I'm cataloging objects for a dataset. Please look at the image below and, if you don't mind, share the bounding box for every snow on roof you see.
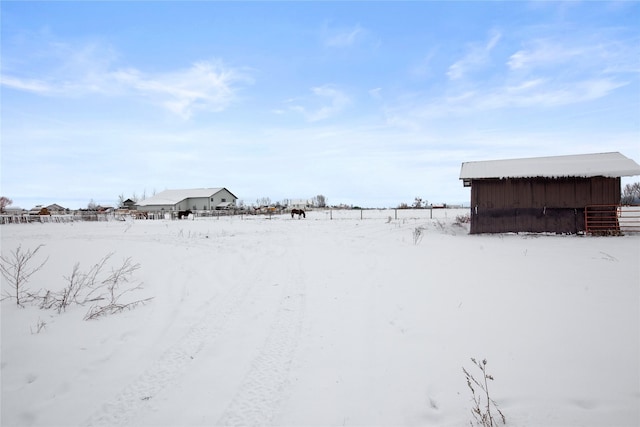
[137,188,225,206]
[460,152,640,181]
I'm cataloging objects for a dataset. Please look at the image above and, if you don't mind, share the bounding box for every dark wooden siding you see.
[469,177,620,234]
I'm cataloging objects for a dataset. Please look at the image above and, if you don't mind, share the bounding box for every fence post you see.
[361,209,363,220]
[330,210,333,220]
[395,209,397,220]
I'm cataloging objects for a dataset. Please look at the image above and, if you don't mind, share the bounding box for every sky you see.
[1,1,639,209]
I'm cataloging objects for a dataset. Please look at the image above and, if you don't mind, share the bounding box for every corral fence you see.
[1,208,470,224]
[0,213,110,224]
[585,205,640,235]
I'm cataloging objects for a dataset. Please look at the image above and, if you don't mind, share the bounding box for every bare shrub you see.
[83,257,153,320]
[463,358,506,427]
[3,247,152,322]
[1,245,48,306]
[455,213,471,224]
[54,254,112,313]
[412,227,425,245]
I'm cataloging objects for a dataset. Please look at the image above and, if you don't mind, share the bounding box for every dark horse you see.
[291,209,306,219]
[177,210,192,219]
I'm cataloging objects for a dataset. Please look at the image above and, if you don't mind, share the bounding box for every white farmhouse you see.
[136,188,237,213]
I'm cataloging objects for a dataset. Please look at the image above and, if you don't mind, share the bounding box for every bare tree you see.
[1,245,48,306]
[0,196,13,213]
[256,197,271,207]
[621,182,640,205]
[315,194,327,208]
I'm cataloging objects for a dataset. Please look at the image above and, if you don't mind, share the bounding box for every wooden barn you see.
[459,152,640,234]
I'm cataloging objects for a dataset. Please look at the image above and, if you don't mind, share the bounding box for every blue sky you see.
[2,1,639,209]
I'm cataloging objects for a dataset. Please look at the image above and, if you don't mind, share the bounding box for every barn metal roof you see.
[460,152,640,184]
[137,188,230,206]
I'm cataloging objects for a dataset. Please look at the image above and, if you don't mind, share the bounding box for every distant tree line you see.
[252,195,327,208]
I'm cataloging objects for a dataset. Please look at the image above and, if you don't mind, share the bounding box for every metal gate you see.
[585,205,640,235]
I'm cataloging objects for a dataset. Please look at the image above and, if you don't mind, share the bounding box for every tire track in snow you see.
[215,249,307,426]
[84,273,257,426]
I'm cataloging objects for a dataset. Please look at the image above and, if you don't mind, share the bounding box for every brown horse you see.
[291,209,305,219]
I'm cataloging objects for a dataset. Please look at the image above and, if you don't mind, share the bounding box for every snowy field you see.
[1,209,639,427]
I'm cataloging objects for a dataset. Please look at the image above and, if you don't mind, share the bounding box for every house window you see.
[211,198,214,202]
[221,198,226,202]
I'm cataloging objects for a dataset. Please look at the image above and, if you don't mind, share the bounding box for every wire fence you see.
[304,208,469,221]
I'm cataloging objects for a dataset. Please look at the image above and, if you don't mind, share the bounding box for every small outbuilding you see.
[459,152,640,234]
[121,198,137,210]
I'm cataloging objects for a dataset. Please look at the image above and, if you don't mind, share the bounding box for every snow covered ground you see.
[1,209,638,426]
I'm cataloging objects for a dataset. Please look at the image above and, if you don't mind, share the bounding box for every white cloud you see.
[447,29,502,80]
[369,87,382,99]
[409,50,438,78]
[0,75,53,94]
[1,36,249,119]
[507,34,640,75]
[383,75,627,130]
[394,29,637,128]
[110,62,245,119]
[508,40,585,70]
[323,23,366,48]
[290,85,351,122]
[482,78,626,109]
